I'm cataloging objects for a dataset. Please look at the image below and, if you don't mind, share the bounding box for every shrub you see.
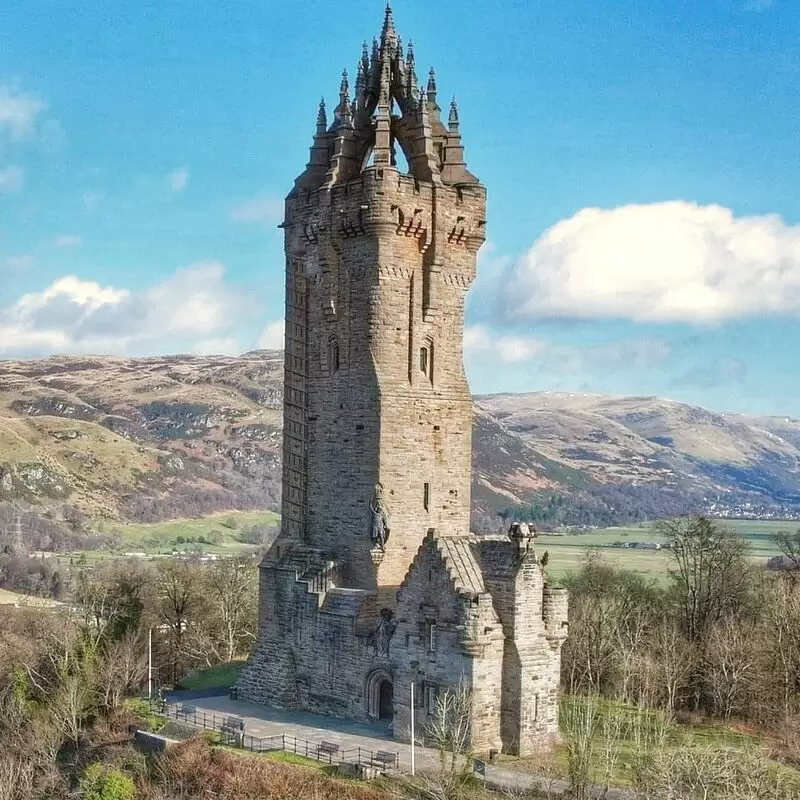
[79,763,135,800]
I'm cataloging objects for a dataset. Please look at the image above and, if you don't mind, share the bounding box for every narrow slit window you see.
[420,346,429,375]
[427,621,437,653]
[423,482,430,511]
[328,336,340,374]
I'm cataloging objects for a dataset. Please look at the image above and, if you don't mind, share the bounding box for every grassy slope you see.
[101,510,279,555]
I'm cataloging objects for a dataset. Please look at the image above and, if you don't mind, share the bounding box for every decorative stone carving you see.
[370,482,391,550]
[370,607,396,658]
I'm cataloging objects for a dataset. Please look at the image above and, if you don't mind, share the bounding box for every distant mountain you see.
[474,392,800,525]
[1,353,799,532]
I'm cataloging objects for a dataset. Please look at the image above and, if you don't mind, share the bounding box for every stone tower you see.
[238,6,567,753]
[280,5,486,590]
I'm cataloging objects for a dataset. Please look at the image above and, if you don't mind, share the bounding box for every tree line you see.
[562,517,800,760]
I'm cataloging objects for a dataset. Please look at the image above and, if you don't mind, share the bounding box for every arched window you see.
[328,335,340,375]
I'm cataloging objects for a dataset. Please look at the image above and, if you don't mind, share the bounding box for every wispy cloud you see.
[5,255,35,271]
[0,165,23,194]
[257,320,284,349]
[745,0,774,11]
[230,195,283,226]
[465,325,671,372]
[0,82,45,144]
[671,358,748,390]
[168,167,189,194]
[55,234,82,248]
[82,190,103,213]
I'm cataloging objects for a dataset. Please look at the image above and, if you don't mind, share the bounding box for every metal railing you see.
[156,701,400,772]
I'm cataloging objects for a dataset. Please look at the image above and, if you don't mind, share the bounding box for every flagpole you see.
[410,682,416,775]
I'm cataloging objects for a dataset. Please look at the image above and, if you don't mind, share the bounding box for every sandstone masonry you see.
[237,5,568,755]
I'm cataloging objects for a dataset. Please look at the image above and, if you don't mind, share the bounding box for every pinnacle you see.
[381,3,397,42]
[449,96,460,128]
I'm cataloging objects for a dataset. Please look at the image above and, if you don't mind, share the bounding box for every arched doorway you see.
[365,669,394,722]
[378,680,394,720]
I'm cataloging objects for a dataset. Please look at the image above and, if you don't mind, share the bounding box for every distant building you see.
[237,6,568,755]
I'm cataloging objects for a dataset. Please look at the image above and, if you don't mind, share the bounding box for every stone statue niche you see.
[370,483,391,551]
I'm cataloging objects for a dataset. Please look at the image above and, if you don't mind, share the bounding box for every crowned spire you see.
[427,67,438,105]
[381,3,396,43]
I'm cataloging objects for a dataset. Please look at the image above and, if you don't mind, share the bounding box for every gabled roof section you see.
[400,529,486,599]
[292,4,479,193]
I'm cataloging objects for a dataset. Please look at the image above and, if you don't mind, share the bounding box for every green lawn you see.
[179,660,246,691]
[92,510,279,556]
[538,519,794,580]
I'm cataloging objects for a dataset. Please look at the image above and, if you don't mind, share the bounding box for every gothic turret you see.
[293,5,478,193]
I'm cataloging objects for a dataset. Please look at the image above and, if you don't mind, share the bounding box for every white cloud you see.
[0,83,45,143]
[0,165,23,194]
[55,234,82,248]
[231,195,283,226]
[465,324,671,372]
[168,167,189,194]
[499,202,800,323]
[257,320,284,349]
[0,262,245,358]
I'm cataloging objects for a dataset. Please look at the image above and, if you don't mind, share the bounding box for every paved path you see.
[167,694,439,771]
[169,694,629,798]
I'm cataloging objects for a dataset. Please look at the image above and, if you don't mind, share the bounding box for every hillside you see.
[1,353,799,533]
[0,352,283,521]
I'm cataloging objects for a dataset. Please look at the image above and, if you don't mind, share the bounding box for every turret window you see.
[328,335,340,375]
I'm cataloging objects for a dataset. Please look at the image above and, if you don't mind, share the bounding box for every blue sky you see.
[1,0,799,416]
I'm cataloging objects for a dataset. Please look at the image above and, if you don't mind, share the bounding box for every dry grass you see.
[152,737,387,800]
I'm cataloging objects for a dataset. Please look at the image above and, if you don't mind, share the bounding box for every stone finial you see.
[382,3,396,43]
[449,96,460,130]
[335,69,350,121]
[361,40,370,73]
[427,67,438,105]
[316,97,327,135]
[406,40,415,71]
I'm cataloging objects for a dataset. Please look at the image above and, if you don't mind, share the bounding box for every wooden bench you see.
[317,741,339,760]
[373,751,398,770]
[221,716,245,732]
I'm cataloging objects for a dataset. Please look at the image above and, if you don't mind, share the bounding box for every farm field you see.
[538,518,796,580]
[82,510,279,559]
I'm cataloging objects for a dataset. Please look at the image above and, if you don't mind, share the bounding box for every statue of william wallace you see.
[370,483,391,551]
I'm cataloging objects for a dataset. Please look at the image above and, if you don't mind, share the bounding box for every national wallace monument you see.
[237,6,569,755]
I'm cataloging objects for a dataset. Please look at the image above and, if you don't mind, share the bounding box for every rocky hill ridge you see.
[1,352,799,528]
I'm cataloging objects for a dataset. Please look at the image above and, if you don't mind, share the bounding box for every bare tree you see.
[95,632,147,711]
[205,556,258,662]
[660,516,752,644]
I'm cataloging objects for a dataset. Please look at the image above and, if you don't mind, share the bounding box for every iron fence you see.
[156,701,401,772]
